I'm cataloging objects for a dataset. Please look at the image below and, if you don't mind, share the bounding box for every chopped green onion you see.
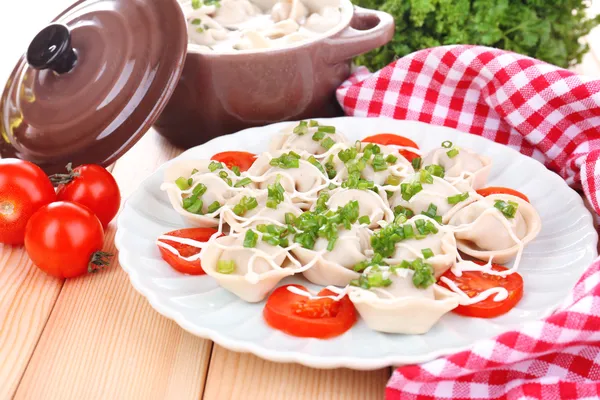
[243,229,258,248]
[192,183,207,196]
[191,0,201,9]
[394,258,435,288]
[441,140,453,149]
[309,120,319,127]
[312,131,326,141]
[266,176,285,209]
[293,121,308,135]
[403,224,415,239]
[218,171,232,186]
[185,197,203,214]
[208,161,223,172]
[324,155,337,179]
[494,200,519,219]
[419,169,434,184]
[386,154,398,164]
[233,196,258,216]
[232,166,241,176]
[318,125,336,134]
[401,181,423,201]
[394,206,414,220]
[285,213,296,225]
[234,177,252,188]
[314,192,330,213]
[421,248,434,259]
[321,137,335,150]
[217,260,236,274]
[196,27,205,33]
[412,157,422,170]
[191,18,202,25]
[269,152,300,169]
[424,164,445,178]
[386,190,394,199]
[307,156,326,175]
[421,203,442,224]
[326,235,338,251]
[358,215,371,225]
[447,192,469,205]
[338,147,358,163]
[191,168,199,175]
[207,201,221,213]
[447,148,459,158]
[175,177,191,191]
[294,231,316,250]
[371,153,388,172]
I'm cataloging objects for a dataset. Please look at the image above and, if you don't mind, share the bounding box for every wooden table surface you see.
[2,1,600,399]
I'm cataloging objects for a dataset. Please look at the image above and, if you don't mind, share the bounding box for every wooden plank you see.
[204,345,390,400]
[14,131,213,400]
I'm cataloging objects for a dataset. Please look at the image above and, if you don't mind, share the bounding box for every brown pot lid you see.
[0,0,187,174]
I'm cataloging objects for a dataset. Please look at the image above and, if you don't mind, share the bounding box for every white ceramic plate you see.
[115,117,598,370]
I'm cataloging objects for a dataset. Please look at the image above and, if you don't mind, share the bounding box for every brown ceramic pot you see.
[154,1,394,149]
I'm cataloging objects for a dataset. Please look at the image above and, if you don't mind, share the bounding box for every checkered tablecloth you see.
[336,45,600,400]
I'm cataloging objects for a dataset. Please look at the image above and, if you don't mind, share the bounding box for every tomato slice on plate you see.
[211,151,257,172]
[157,228,219,275]
[362,133,420,161]
[263,284,357,339]
[439,264,524,318]
[476,187,530,202]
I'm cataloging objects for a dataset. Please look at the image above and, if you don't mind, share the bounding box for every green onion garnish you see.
[293,121,308,135]
[494,200,519,218]
[266,176,285,209]
[232,166,241,176]
[321,137,335,150]
[424,164,445,178]
[421,203,442,224]
[285,213,296,225]
[324,155,337,179]
[447,148,459,158]
[218,170,232,186]
[175,177,191,191]
[269,152,300,169]
[371,154,388,172]
[191,168,199,175]
[243,229,258,248]
[208,161,223,172]
[421,248,434,259]
[386,154,398,164]
[217,259,236,274]
[394,206,414,220]
[412,157,422,170]
[233,196,258,216]
[318,125,336,134]
[312,131,326,141]
[394,258,435,289]
[401,181,423,201]
[234,177,252,188]
[191,0,201,9]
[447,192,470,205]
[441,140,453,149]
[309,120,319,127]
[358,215,371,225]
[191,18,202,25]
[192,183,207,196]
[307,156,326,175]
[338,147,358,163]
[314,192,330,213]
[419,169,434,184]
[207,201,221,214]
[185,197,203,214]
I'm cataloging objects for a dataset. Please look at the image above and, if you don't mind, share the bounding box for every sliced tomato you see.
[362,133,420,161]
[476,187,529,203]
[157,228,219,275]
[263,284,357,339]
[211,151,257,172]
[439,263,523,318]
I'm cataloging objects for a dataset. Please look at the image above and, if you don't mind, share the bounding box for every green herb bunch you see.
[351,0,600,70]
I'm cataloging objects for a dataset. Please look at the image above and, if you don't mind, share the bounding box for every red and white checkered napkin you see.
[336,45,600,399]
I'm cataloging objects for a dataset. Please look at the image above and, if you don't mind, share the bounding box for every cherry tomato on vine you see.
[0,159,57,245]
[24,202,110,279]
[51,163,121,228]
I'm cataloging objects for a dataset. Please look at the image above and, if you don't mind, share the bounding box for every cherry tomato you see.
[439,263,524,318]
[24,202,109,279]
[362,133,420,161]
[51,164,121,228]
[211,151,256,172]
[476,187,530,203]
[0,159,57,245]
[263,284,357,338]
[157,228,219,275]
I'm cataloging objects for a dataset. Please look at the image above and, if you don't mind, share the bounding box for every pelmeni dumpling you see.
[213,0,261,26]
[292,225,371,286]
[269,121,349,155]
[448,194,541,264]
[422,146,492,189]
[326,188,394,229]
[261,20,300,39]
[390,174,478,224]
[349,268,459,334]
[187,14,229,47]
[384,217,457,277]
[304,6,342,33]
[162,160,239,227]
[223,191,303,233]
[271,0,309,23]
[200,232,295,302]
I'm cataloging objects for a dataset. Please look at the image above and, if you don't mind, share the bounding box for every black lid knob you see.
[27,24,78,75]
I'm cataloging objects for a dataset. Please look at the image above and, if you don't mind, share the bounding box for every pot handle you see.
[325,7,395,63]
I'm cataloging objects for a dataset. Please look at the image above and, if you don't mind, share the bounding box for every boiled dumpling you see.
[390,173,478,224]
[304,6,342,33]
[187,14,229,47]
[213,0,261,26]
[200,231,295,302]
[223,191,303,233]
[234,31,272,50]
[384,217,457,277]
[261,20,300,39]
[162,160,238,227]
[326,188,393,229]
[349,267,459,334]
[448,194,541,264]
[422,146,491,189]
[292,225,371,286]
[271,0,309,23]
[269,121,349,155]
